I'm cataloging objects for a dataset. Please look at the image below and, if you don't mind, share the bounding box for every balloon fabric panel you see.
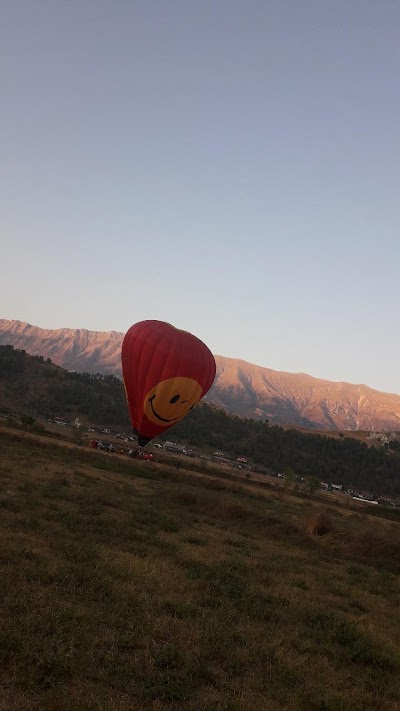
[121,321,216,446]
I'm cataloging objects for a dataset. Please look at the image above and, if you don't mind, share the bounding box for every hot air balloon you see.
[121,320,216,446]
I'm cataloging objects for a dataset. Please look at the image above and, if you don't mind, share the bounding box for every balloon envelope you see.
[121,320,216,446]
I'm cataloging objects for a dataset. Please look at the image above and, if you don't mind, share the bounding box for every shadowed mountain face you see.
[1,319,400,432]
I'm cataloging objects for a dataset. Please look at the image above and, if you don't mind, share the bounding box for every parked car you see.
[97,441,115,452]
[89,439,99,449]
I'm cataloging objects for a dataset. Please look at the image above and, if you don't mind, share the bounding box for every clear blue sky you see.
[1,1,399,392]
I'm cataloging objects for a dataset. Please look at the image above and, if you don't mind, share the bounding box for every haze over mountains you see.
[1,319,400,432]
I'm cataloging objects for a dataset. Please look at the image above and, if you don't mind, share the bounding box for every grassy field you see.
[1,430,400,711]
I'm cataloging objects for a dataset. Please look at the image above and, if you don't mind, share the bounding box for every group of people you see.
[128,448,154,461]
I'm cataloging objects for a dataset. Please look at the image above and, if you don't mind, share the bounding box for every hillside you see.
[1,319,400,431]
[210,355,400,431]
[0,319,122,374]
[0,345,129,428]
[2,345,400,497]
[170,404,400,497]
[1,429,400,710]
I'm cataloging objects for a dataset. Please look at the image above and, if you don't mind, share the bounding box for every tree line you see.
[169,405,400,497]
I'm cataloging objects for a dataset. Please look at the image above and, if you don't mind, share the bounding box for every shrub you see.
[305,510,335,536]
[31,422,45,434]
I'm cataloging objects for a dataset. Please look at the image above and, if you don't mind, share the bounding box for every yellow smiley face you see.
[144,377,202,425]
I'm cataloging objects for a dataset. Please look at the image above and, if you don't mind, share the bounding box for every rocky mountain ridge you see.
[1,319,399,432]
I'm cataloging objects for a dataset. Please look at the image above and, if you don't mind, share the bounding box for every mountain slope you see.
[0,320,122,374]
[1,319,399,431]
[210,356,400,432]
[0,345,129,427]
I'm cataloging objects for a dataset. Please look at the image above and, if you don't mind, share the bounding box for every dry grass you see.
[305,509,335,536]
[1,430,400,710]
[347,528,400,573]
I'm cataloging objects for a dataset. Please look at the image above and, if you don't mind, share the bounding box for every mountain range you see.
[1,319,399,432]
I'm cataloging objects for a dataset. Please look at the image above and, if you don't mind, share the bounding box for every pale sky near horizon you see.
[1,1,399,393]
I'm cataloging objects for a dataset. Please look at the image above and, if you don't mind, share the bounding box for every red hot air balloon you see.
[121,321,216,446]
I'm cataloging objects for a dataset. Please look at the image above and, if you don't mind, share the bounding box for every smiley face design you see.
[144,377,202,426]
